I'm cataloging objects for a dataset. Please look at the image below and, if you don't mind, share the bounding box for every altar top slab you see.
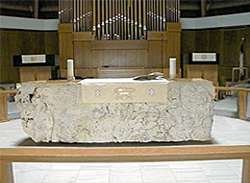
[19,78,211,85]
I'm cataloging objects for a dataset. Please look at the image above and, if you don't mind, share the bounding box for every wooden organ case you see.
[58,0,181,78]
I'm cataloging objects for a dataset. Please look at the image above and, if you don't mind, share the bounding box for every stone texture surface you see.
[15,80,214,143]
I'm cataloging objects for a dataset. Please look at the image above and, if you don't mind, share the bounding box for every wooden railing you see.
[215,87,250,120]
[1,87,249,122]
[0,90,17,122]
[0,145,250,183]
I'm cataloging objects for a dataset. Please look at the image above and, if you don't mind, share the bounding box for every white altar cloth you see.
[15,79,215,143]
[80,79,169,103]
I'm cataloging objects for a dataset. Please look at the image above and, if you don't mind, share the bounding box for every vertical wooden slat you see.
[0,93,8,122]
[0,160,14,183]
[238,91,247,120]
[242,158,250,183]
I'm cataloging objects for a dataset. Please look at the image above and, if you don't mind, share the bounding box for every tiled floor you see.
[1,116,250,183]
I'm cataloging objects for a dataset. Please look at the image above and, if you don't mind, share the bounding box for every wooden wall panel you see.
[45,32,59,54]
[20,67,52,83]
[91,50,148,68]
[92,50,103,68]
[0,29,58,84]
[244,27,250,67]
[58,23,73,69]
[60,23,181,78]
[148,41,163,68]
[182,26,250,81]
[223,30,238,67]
[184,64,218,84]
[74,41,84,68]
[82,42,93,68]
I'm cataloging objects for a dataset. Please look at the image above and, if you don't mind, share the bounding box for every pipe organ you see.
[58,0,181,79]
[59,0,180,40]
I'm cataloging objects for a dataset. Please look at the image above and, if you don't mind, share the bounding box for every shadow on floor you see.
[17,138,218,147]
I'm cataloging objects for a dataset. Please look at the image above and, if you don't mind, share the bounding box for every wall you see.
[182,26,250,81]
[0,29,58,84]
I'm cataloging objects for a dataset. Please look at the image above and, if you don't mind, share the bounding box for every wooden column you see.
[0,92,8,122]
[59,23,74,77]
[34,0,39,18]
[238,91,248,120]
[0,160,14,183]
[166,23,181,76]
[242,158,250,183]
[201,0,206,17]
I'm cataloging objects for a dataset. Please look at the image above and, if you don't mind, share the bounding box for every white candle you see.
[169,58,176,80]
[67,59,74,80]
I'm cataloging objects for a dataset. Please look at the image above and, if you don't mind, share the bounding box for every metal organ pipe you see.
[60,0,180,39]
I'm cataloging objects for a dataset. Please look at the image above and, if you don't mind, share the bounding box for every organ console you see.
[59,0,180,40]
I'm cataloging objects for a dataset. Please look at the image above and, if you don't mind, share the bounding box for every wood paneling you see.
[91,40,148,50]
[58,23,181,78]
[182,26,250,81]
[0,29,58,84]
[98,67,145,78]
[20,67,54,83]
[0,93,8,122]
[0,90,17,122]
[184,64,218,84]
[58,23,73,69]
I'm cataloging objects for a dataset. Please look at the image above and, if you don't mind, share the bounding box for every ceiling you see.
[0,0,249,19]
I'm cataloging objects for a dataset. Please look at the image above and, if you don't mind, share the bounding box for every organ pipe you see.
[59,0,180,40]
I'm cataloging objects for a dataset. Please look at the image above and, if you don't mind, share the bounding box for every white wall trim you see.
[181,12,250,29]
[0,15,58,31]
[0,12,250,31]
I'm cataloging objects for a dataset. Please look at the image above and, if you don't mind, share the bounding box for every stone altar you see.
[15,79,214,143]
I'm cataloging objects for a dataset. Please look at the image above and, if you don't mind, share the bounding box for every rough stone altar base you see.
[15,80,215,143]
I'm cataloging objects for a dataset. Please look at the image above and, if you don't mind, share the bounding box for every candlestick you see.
[169,58,176,80]
[67,59,75,81]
